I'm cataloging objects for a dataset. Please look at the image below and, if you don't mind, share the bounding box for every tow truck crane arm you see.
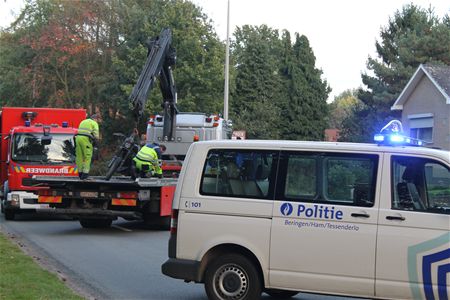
[129,28,178,141]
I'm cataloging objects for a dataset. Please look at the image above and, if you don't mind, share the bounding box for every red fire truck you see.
[0,107,86,220]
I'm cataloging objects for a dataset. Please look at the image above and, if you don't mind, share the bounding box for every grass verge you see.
[0,233,84,300]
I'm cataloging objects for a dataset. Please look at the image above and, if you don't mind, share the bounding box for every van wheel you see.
[79,219,112,228]
[265,289,299,298]
[204,253,262,300]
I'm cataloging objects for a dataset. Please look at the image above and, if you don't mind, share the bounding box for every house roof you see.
[391,64,450,110]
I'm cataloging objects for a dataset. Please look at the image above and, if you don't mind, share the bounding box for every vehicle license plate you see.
[79,191,98,198]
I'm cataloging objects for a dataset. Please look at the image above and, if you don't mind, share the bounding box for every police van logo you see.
[408,233,450,300]
[280,203,293,216]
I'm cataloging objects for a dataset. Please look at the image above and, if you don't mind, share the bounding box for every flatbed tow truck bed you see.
[31,175,178,222]
[32,175,178,188]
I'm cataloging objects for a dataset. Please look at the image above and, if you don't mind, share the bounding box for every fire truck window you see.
[12,133,75,164]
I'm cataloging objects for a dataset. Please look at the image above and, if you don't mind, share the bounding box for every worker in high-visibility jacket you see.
[75,114,100,180]
[132,143,165,178]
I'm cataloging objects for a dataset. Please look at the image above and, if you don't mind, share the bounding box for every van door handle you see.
[351,213,370,218]
[386,215,405,221]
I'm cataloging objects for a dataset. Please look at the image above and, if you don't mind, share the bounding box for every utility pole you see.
[224,0,230,120]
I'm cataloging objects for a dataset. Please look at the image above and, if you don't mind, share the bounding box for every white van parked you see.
[162,139,450,300]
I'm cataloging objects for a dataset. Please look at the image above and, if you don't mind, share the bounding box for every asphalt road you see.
[0,213,364,300]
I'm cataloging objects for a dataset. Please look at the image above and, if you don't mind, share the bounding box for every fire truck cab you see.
[0,107,86,220]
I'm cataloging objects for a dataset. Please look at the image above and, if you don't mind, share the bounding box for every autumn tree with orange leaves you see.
[0,0,225,145]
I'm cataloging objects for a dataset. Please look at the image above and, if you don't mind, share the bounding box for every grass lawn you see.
[0,233,83,300]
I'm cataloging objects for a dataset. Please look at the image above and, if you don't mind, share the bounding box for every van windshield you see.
[11,133,75,164]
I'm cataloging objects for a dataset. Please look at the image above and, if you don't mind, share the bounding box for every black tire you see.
[4,209,15,221]
[105,156,122,180]
[79,218,112,228]
[204,253,262,300]
[265,289,299,299]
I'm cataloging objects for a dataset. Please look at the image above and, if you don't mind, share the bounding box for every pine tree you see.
[281,34,330,140]
[231,25,283,139]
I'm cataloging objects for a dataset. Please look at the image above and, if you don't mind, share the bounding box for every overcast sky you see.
[1,0,449,101]
[193,0,449,100]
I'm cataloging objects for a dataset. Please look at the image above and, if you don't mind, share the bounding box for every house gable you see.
[392,64,450,111]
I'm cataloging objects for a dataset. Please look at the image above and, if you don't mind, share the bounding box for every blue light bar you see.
[25,120,31,127]
[374,134,384,142]
[374,133,425,147]
[389,135,404,143]
[62,121,68,128]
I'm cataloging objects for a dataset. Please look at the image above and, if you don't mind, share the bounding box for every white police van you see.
[162,129,450,300]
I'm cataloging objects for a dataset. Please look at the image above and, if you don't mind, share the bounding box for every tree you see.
[230,26,330,140]
[341,4,450,142]
[0,0,226,144]
[113,0,225,118]
[230,25,283,139]
[327,89,359,130]
[280,33,330,140]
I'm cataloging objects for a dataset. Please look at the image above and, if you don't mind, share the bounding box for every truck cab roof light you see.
[24,120,31,127]
[21,111,37,121]
[62,121,68,128]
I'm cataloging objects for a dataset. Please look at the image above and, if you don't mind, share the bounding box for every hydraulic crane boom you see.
[129,28,178,141]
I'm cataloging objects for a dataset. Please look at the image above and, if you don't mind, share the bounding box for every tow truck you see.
[0,107,86,220]
[32,28,231,228]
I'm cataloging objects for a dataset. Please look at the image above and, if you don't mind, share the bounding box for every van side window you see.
[284,156,317,199]
[392,156,450,214]
[200,149,277,199]
[324,157,377,206]
[279,152,378,207]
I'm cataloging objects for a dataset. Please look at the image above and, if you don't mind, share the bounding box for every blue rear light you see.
[62,121,68,128]
[25,120,31,127]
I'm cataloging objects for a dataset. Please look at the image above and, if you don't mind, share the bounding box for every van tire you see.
[79,219,112,228]
[204,253,262,300]
[265,289,299,299]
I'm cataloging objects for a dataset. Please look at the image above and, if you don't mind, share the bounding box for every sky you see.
[1,0,449,101]
[192,0,449,101]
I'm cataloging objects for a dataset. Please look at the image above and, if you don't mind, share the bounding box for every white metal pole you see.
[224,0,230,120]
